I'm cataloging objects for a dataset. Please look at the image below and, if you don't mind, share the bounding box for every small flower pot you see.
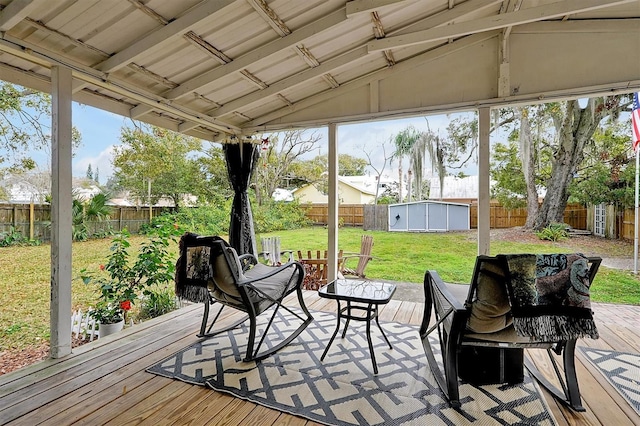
[98,319,124,338]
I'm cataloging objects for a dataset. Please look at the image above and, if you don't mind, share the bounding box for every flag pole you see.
[634,146,639,274]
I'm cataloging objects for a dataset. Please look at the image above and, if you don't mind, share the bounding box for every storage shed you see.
[388,201,470,232]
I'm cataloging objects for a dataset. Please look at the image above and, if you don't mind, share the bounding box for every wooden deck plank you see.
[0,310,204,421]
[0,293,637,426]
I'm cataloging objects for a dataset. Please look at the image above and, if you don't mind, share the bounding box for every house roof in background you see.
[0,0,637,142]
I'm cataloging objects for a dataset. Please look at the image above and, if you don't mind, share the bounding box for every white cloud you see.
[73,145,116,183]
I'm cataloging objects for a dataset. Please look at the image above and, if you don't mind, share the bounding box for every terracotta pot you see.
[99,319,124,338]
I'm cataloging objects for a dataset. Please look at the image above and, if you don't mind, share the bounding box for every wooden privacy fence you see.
[302,204,364,226]
[468,202,587,230]
[307,202,588,231]
[0,203,173,241]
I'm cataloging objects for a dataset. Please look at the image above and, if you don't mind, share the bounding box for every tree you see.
[393,126,420,202]
[0,82,82,173]
[532,97,623,229]
[86,164,93,181]
[112,125,202,209]
[195,144,234,203]
[253,130,321,205]
[569,123,635,208]
[448,97,629,230]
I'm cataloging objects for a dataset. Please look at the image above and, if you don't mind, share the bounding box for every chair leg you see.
[420,276,462,408]
[524,340,585,412]
[197,300,248,339]
[244,286,314,362]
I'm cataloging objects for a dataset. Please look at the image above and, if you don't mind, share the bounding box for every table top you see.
[318,279,396,304]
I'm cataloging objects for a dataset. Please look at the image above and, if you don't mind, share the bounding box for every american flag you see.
[633,92,640,152]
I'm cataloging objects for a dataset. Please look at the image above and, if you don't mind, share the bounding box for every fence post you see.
[30,203,34,240]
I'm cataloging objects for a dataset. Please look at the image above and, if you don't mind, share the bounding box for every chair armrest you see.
[420,270,468,339]
[238,253,258,271]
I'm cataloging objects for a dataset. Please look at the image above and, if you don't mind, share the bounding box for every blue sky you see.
[38,103,475,185]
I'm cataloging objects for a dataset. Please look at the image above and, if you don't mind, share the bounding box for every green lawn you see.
[1,227,639,353]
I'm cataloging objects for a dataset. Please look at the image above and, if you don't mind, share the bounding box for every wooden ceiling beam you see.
[246,0,290,36]
[346,0,413,18]
[164,7,347,100]
[0,0,43,32]
[97,0,236,73]
[368,0,635,52]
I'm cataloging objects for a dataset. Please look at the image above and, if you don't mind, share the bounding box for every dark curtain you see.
[224,142,259,257]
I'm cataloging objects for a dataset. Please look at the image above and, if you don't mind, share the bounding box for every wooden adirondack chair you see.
[260,236,293,266]
[340,235,374,279]
[297,249,344,289]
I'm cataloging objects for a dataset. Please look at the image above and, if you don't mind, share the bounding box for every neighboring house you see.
[429,175,479,202]
[293,174,398,204]
[0,172,50,203]
[272,188,294,202]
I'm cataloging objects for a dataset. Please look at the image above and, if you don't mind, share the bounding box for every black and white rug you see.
[147,310,556,425]
[580,347,640,415]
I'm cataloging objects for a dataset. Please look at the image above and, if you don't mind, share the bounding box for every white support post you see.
[50,65,73,358]
[327,123,339,282]
[478,107,491,256]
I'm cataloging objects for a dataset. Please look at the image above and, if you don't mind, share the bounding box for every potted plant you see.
[81,228,177,337]
[89,301,129,337]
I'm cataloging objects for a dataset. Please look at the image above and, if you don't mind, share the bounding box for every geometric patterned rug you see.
[580,347,640,415]
[147,309,556,425]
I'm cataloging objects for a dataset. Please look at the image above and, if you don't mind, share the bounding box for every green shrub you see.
[252,200,311,233]
[535,222,569,242]
[136,284,177,320]
[0,227,40,247]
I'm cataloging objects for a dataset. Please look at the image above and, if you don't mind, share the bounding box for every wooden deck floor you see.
[1,290,638,426]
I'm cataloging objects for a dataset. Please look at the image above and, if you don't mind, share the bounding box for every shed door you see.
[594,204,605,237]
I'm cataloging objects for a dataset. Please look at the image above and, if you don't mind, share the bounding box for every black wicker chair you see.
[420,254,601,411]
[175,233,313,362]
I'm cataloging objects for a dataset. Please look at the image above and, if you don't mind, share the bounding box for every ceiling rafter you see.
[0,0,43,32]
[183,31,232,64]
[97,0,237,73]
[194,92,222,110]
[126,0,169,25]
[0,36,239,134]
[246,0,290,36]
[345,0,414,18]
[370,11,395,67]
[210,46,368,118]
[163,8,347,100]
[277,93,293,106]
[127,63,179,88]
[368,0,635,52]
[291,43,341,89]
[233,111,252,121]
[209,0,493,119]
[246,32,497,129]
[322,74,340,89]
[294,44,320,67]
[240,69,268,89]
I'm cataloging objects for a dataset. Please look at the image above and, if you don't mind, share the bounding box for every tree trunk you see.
[532,98,618,230]
[398,158,403,202]
[519,108,539,228]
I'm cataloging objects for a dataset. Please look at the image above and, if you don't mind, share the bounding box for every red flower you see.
[120,300,132,311]
[99,264,105,271]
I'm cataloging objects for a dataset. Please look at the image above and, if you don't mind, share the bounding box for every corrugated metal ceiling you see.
[0,0,638,141]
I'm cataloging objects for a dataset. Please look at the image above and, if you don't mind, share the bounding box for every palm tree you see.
[393,126,420,202]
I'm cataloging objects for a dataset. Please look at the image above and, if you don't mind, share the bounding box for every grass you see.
[1,227,639,353]
[265,227,640,305]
